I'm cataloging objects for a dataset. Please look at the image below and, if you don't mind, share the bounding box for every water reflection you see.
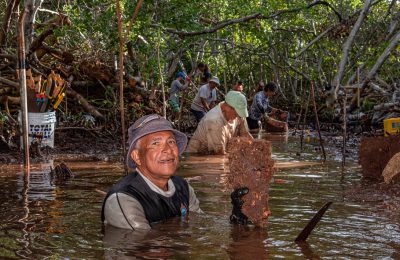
[0,135,400,259]
[227,225,269,259]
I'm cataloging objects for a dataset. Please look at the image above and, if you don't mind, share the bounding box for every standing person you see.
[168,71,190,115]
[233,80,244,92]
[186,90,253,155]
[190,76,219,122]
[195,62,212,85]
[102,114,202,230]
[247,82,287,131]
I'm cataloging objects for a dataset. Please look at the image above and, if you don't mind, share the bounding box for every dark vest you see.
[101,172,189,225]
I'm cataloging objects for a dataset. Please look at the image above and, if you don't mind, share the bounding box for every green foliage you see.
[5,0,395,119]
[361,99,376,112]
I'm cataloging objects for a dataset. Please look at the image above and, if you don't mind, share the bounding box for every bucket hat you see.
[209,76,220,86]
[225,90,248,118]
[126,114,188,169]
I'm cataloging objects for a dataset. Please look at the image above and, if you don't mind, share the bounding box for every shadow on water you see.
[0,133,400,259]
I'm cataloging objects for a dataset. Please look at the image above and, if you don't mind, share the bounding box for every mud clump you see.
[227,137,275,227]
[359,136,400,180]
[382,152,400,184]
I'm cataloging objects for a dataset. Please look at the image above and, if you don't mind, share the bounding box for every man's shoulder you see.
[204,106,221,119]
[108,172,140,193]
[255,91,264,98]
[199,84,209,91]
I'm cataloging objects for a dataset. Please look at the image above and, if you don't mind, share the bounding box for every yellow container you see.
[384,118,400,137]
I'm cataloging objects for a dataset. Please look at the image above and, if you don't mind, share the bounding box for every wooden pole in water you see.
[115,0,127,171]
[300,88,310,153]
[157,32,166,118]
[115,0,143,172]
[17,6,29,167]
[342,88,347,168]
[357,68,360,108]
[310,81,326,162]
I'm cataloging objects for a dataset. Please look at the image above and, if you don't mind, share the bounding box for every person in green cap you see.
[186,90,253,155]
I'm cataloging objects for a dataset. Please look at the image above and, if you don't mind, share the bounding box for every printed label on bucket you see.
[19,111,57,148]
[29,124,54,139]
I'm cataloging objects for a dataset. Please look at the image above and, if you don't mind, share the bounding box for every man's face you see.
[209,82,217,89]
[226,106,239,122]
[235,84,243,92]
[264,90,275,98]
[132,131,179,180]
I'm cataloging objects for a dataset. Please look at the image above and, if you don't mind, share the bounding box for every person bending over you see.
[247,82,287,131]
[190,76,219,122]
[186,90,253,155]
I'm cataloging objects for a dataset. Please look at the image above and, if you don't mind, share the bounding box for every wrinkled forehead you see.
[138,130,175,144]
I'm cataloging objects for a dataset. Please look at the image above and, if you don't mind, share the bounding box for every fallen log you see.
[0,76,18,88]
[65,87,104,119]
[373,102,396,110]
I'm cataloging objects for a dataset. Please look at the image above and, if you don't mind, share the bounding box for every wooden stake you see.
[157,33,166,118]
[310,81,326,162]
[115,0,143,172]
[342,88,347,168]
[357,67,360,108]
[300,88,310,153]
[17,5,29,168]
[115,0,126,171]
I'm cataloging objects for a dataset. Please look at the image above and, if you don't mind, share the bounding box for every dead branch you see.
[369,82,388,95]
[373,102,396,110]
[0,76,18,88]
[71,80,98,88]
[296,0,382,58]
[0,95,20,105]
[0,86,12,95]
[0,0,21,47]
[163,1,340,37]
[65,87,105,119]
[29,15,71,54]
[363,31,400,85]
[0,53,17,62]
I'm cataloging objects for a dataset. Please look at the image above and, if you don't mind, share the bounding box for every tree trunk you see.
[0,0,21,48]
[333,0,371,91]
[363,31,400,85]
[23,0,44,53]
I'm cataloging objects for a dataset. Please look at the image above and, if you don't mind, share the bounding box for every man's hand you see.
[274,109,288,121]
[230,187,250,225]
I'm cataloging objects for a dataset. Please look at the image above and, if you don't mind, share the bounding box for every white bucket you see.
[19,111,57,148]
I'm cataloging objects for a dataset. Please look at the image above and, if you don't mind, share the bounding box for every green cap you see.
[225,90,248,118]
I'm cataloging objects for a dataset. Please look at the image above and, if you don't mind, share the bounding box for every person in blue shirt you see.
[168,71,190,114]
[247,82,287,131]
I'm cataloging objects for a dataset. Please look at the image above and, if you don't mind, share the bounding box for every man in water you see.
[101,114,202,230]
[247,82,288,131]
[186,90,253,155]
[190,76,219,122]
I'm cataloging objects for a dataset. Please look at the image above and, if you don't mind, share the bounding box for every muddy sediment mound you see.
[359,136,400,180]
[227,137,275,227]
[382,152,400,184]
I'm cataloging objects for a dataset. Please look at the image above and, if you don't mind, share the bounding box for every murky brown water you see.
[1,133,399,259]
